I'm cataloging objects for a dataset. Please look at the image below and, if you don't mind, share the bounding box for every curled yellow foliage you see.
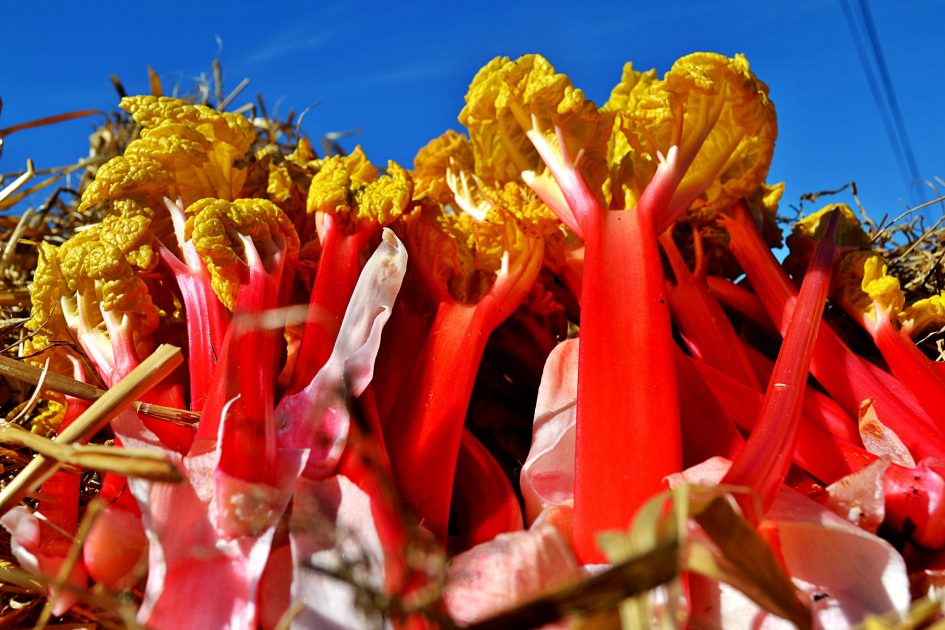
[604,63,660,208]
[30,397,67,437]
[833,250,878,327]
[492,181,561,238]
[861,255,905,318]
[79,155,174,213]
[24,244,82,377]
[69,199,158,272]
[902,294,945,337]
[791,203,870,249]
[186,198,300,311]
[459,54,613,199]
[307,147,413,230]
[120,95,255,150]
[80,96,257,217]
[401,196,544,306]
[413,130,476,205]
[413,129,560,239]
[618,52,777,218]
[58,239,161,335]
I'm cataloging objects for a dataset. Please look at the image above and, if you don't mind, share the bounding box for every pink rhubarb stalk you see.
[158,198,231,411]
[212,234,286,493]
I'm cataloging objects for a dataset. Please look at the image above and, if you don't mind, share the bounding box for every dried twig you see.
[0,354,199,426]
[0,160,35,207]
[0,426,182,482]
[0,344,183,515]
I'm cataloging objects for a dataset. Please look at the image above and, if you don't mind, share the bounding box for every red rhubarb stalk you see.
[859,255,945,427]
[184,199,299,485]
[213,237,284,488]
[694,352,945,548]
[458,53,774,561]
[705,275,777,333]
[661,226,761,390]
[384,301,494,540]
[673,350,745,465]
[288,216,371,393]
[724,203,945,460]
[287,152,413,394]
[451,430,525,549]
[723,209,839,519]
[573,207,680,560]
[383,199,543,541]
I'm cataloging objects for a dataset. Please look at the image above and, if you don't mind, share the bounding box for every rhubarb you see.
[723,209,839,518]
[460,52,775,561]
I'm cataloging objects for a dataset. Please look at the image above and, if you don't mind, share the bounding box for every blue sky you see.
[2,1,943,225]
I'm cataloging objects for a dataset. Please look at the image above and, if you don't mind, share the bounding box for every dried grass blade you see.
[0,344,183,515]
[0,563,44,593]
[0,171,67,212]
[0,354,199,425]
[0,160,35,206]
[465,542,679,630]
[0,426,181,482]
[0,110,103,138]
[0,207,35,277]
[0,290,31,307]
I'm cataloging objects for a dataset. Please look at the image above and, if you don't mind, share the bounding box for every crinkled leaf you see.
[186,197,299,310]
[619,52,776,221]
[459,54,612,202]
[307,147,410,229]
[413,129,476,204]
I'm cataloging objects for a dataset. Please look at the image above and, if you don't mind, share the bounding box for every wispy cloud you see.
[330,60,456,89]
[244,27,335,65]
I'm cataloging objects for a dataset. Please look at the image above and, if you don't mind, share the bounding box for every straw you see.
[0,344,183,515]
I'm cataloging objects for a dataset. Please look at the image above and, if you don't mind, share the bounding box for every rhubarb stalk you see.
[724,203,945,461]
[723,209,839,519]
[383,201,543,541]
[460,52,775,561]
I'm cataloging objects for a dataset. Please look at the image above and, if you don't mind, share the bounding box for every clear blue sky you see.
[2,1,943,224]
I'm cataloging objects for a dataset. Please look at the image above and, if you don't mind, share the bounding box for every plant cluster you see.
[1,52,943,629]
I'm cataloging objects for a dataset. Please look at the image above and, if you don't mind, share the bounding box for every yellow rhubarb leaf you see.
[619,52,776,221]
[413,130,476,205]
[307,148,412,230]
[862,255,905,319]
[24,244,84,379]
[186,198,300,311]
[901,294,945,338]
[459,54,613,205]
